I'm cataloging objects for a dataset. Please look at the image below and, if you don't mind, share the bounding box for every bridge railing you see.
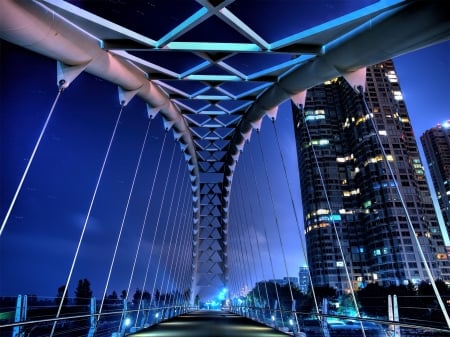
[229,304,450,337]
[0,295,194,337]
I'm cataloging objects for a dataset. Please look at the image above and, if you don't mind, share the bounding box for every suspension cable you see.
[229,193,253,311]
[165,177,191,306]
[141,139,177,316]
[359,87,450,328]
[240,160,273,320]
[174,196,194,305]
[173,188,193,305]
[0,81,65,237]
[256,129,300,333]
[235,172,264,318]
[271,118,323,325]
[98,117,153,318]
[234,179,255,301]
[50,101,125,337]
[118,127,168,332]
[248,142,286,329]
[156,152,184,307]
[162,173,189,305]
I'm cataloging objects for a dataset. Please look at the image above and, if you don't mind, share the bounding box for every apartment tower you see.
[292,60,450,293]
[421,122,450,238]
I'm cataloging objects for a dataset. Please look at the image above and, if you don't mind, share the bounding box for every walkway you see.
[131,310,291,337]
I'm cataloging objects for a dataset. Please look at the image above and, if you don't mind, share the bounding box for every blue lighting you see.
[195,95,230,100]
[167,42,261,52]
[185,75,241,81]
[156,7,209,47]
[248,55,313,81]
[330,214,341,221]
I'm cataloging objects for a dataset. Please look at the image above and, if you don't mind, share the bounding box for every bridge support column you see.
[388,294,401,337]
[87,297,96,337]
[12,294,27,337]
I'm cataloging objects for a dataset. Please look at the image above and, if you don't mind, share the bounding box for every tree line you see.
[244,279,450,328]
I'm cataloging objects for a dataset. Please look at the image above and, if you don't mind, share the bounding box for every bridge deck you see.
[131,310,291,336]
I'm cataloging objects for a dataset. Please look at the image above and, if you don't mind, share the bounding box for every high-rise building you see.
[421,121,450,237]
[292,60,450,294]
[298,266,310,294]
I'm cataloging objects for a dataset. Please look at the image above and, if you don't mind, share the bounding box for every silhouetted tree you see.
[133,289,142,304]
[120,289,127,300]
[154,289,161,306]
[184,289,191,305]
[107,290,118,301]
[194,294,200,307]
[247,281,304,312]
[311,285,337,303]
[415,279,449,326]
[357,283,388,317]
[55,285,68,306]
[142,290,151,303]
[74,279,93,306]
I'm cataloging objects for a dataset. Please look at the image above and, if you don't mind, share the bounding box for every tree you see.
[133,289,142,304]
[357,283,387,317]
[142,290,151,306]
[154,289,161,306]
[107,290,118,301]
[416,279,449,326]
[194,294,200,307]
[74,279,93,306]
[120,290,127,300]
[55,285,68,306]
[184,289,191,305]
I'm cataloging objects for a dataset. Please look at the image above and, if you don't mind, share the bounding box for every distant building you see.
[421,121,450,238]
[268,277,299,287]
[292,60,450,294]
[298,266,309,294]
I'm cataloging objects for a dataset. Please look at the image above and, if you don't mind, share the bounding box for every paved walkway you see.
[131,310,291,337]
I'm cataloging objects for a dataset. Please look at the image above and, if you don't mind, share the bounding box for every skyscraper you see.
[298,266,310,294]
[421,121,450,238]
[292,60,450,294]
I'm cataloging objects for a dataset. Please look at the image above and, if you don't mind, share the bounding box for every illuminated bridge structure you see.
[1,1,450,336]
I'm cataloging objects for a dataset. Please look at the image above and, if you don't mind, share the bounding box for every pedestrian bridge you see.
[1,0,450,336]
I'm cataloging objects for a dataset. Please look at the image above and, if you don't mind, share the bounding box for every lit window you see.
[386,71,398,82]
[393,90,403,100]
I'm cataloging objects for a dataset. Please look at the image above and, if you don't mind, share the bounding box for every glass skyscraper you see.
[292,60,450,294]
[421,121,450,239]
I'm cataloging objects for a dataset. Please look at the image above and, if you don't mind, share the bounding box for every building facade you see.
[298,266,310,294]
[292,60,450,294]
[421,122,450,237]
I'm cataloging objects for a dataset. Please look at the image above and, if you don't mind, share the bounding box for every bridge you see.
[1,0,450,336]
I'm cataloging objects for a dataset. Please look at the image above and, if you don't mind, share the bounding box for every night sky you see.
[1,36,449,300]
